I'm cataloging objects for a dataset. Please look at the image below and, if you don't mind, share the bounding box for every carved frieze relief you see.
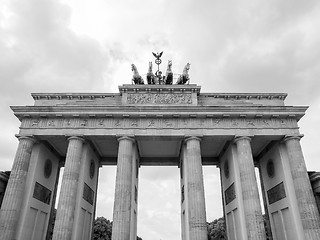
[22,117,297,130]
[127,93,192,104]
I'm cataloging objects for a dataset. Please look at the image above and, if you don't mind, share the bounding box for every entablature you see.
[11,105,308,122]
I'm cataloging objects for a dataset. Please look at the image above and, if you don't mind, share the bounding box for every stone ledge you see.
[118,84,201,94]
[200,93,287,100]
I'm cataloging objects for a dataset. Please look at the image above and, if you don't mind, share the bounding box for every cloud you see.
[218,28,320,103]
[1,0,320,239]
[95,167,117,219]
[0,0,121,97]
[138,167,181,239]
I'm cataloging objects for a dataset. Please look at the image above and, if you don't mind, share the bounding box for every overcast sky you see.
[1,0,320,239]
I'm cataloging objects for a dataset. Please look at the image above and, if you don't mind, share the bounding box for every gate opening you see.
[138,166,181,240]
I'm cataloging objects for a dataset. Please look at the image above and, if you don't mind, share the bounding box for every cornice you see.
[309,172,320,186]
[31,93,121,100]
[11,105,308,112]
[200,93,287,100]
[30,92,287,101]
[119,84,201,95]
[11,105,308,121]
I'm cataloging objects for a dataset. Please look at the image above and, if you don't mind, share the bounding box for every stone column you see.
[184,136,208,240]
[234,136,266,240]
[0,136,36,240]
[112,136,135,240]
[52,136,84,240]
[46,162,62,240]
[309,172,320,213]
[284,135,320,239]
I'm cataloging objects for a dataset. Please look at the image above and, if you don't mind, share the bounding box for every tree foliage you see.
[207,217,227,240]
[207,214,272,240]
[93,217,143,240]
[93,217,113,240]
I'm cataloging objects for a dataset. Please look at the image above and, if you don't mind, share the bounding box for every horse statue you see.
[176,63,190,85]
[164,60,173,85]
[146,62,156,85]
[131,64,144,84]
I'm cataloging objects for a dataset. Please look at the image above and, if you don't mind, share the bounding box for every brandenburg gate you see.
[1,83,320,240]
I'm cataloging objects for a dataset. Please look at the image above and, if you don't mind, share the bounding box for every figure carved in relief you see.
[147,62,156,85]
[247,120,255,126]
[148,120,155,127]
[232,119,239,126]
[163,119,173,127]
[280,119,287,126]
[114,120,121,127]
[213,119,222,126]
[176,63,190,85]
[131,120,138,127]
[48,120,55,126]
[98,120,104,126]
[131,64,144,84]
[81,119,88,126]
[32,120,40,126]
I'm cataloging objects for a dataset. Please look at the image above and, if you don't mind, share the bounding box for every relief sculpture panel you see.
[127,93,192,105]
[22,117,297,130]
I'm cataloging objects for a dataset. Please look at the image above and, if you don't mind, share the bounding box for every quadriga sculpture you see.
[176,63,190,85]
[164,60,173,85]
[147,62,155,85]
[131,64,144,84]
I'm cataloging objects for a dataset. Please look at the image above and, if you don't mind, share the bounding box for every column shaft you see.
[235,136,266,240]
[112,136,134,240]
[185,137,207,240]
[0,136,35,240]
[284,136,320,239]
[52,136,84,240]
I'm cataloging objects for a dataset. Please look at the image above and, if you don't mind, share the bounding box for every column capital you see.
[234,135,253,143]
[117,135,135,143]
[184,136,202,143]
[67,136,85,142]
[59,160,65,168]
[15,135,37,143]
[283,134,304,142]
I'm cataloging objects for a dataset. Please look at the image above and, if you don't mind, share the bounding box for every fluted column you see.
[52,136,85,240]
[184,136,207,240]
[284,135,320,239]
[234,136,266,240]
[112,136,135,240]
[0,136,36,240]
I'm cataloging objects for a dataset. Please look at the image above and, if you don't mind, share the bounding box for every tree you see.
[207,214,272,240]
[93,217,143,240]
[207,217,227,240]
[93,217,112,240]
